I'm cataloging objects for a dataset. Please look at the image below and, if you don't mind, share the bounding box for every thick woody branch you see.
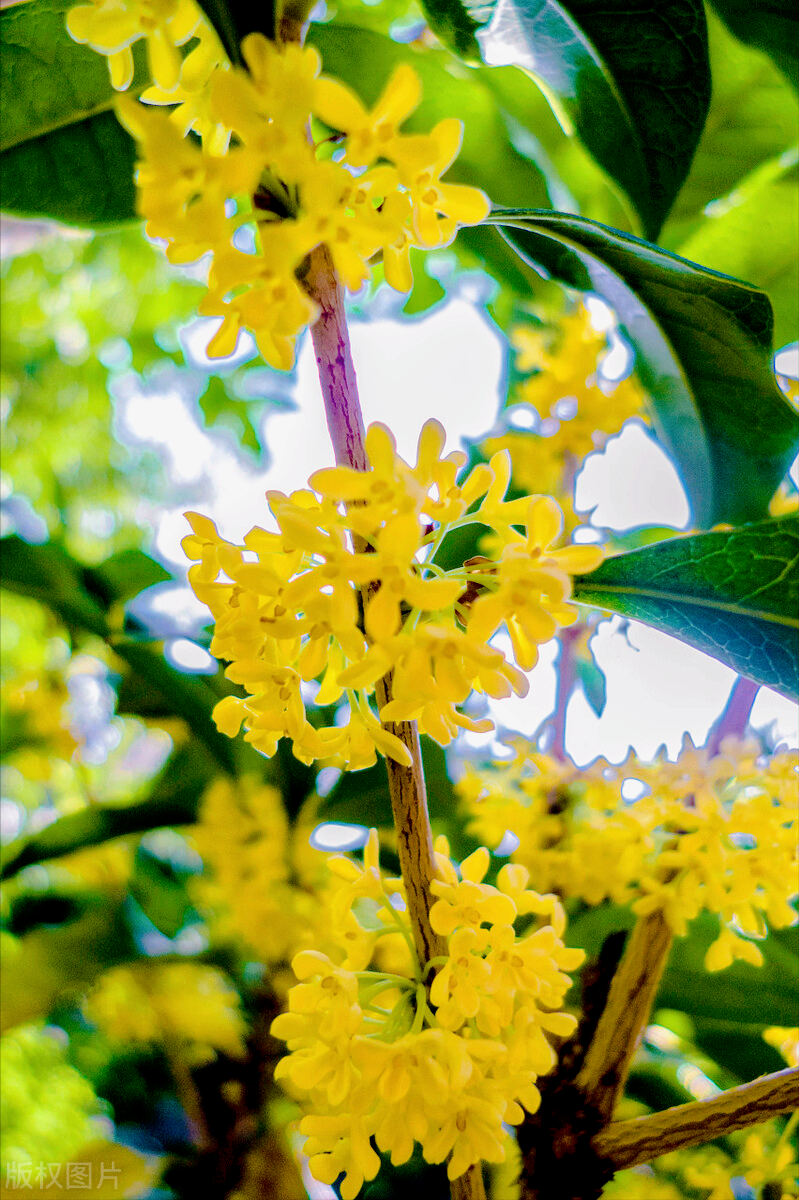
[305,240,485,1200]
[594,1067,799,1170]
[576,909,673,1123]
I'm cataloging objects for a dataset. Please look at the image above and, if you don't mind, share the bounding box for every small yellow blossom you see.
[66,0,203,91]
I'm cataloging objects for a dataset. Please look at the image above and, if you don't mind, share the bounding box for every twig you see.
[550,623,582,761]
[593,1067,799,1169]
[575,909,673,1123]
[304,227,485,1200]
[706,675,760,757]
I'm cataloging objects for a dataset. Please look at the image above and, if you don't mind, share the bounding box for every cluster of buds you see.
[271,831,583,1194]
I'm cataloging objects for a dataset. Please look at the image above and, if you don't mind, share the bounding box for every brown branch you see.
[594,1067,799,1170]
[375,676,448,967]
[575,909,673,1123]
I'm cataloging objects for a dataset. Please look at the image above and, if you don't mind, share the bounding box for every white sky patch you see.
[577,420,691,531]
[310,822,370,852]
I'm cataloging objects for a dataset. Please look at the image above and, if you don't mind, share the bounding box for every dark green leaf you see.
[85,549,172,605]
[709,0,798,90]
[1,535,109,636]
[130,846,195,939]
[690,1018,788,1082]
[491,209,799,525]
[574,516,799,700]
[418,0,496,59]
[194,0,275,68]
[0,0,141,225]
[476,0,711,239]
[567,906,799,1027]
[320,737,457,826]
[113,641,237,774]
[658,913,799,1026]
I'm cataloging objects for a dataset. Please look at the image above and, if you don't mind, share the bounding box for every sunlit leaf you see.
[678,152,799,353]
[709,0,798,90]
[663,9,799,248]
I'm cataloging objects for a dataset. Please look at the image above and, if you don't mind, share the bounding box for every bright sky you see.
[118,295,798,762]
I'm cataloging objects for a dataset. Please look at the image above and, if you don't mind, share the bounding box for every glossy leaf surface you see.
[574,517,799,700]
[476,0,711,239]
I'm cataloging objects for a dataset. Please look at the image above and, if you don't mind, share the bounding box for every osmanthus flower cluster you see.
[461,735,799,971]
[481,301,647,504]
[189,775,332,964]
[270,830,584,1195]
[85,961,247,1065]
[183,419,603,770]
[67,0,491,369]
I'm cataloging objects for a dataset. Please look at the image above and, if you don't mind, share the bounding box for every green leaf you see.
[130,846,195,939]
[574,516,799,700]
[0,0,141,226]
[194,0,276,67]
[475,0,711,240]
[113,641,237,775]
[1,535,109,636]
[198,375,262,456]
[663,9,799,248]
[709,0,798,90]
[490,209,799,526]
[576,656,606,717]
[1,895,135,1032]
[658,913,799,1026]
[308,24,551,214]
[85,549,172,605]
[418,0,496,59]
[678,152,799,353]
[0,756,207,882]
[567,906,799,1027]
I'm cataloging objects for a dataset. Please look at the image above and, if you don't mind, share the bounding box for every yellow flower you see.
[315,62,422,168]
[395,119,491,247]
[86,962,247,1063]
[66,0,202,91]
